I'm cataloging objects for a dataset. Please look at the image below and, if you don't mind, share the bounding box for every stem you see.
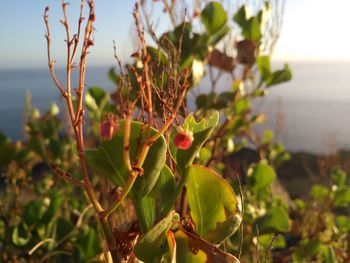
[100,217,122,263]
[44,3,122,262]
[102,173,137,220]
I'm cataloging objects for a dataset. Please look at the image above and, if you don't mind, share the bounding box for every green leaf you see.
[201,2,227,36]
[258,234,286,249]
[244,17,262,41]
[322,245,337,263]
[198,147,212,162]
[0,132,10,145]
[333,186,350,207]
[134,195,156,233]
[174,228,240,263]
[187,164,242,244]
[85,86,109,112]
[40,190,63,225]
[85,120,167,196]
[208,25,230,46]
[147,46,168,64]
[311,184,329,201]
[233,5,248,27]
[335,215,350,233]
[56,218,75,241]
[73,227,101,262]
[247,161,276,191]
[232,98,250,115]
[134,211,180,262]
[12,223,31,247]
[301,239,322,257]
[24,200,45,226]
[233,5,262,41]
[330,167,347,187]
[266,64,292,87]
[170,111,219,174]
[108,67,120,85]
[161,22,194,68]
[150,165,176,216]
[255,206,290,234]
[257,56,271,81]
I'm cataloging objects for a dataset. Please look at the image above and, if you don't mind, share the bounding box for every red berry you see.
[174,127,194,150]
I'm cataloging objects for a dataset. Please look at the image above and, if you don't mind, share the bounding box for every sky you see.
[1,0,350,70]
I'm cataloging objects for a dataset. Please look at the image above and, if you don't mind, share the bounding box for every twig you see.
[49,163,84,187]
[28,239,55,256]
[232,171,244,260]
[264,233,277,263]
[44,7,67,98]
[256,225,260,263]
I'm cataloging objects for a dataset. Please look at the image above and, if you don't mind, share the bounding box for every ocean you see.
[1,61,350,154]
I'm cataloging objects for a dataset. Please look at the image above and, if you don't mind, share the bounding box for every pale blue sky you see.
[1,0,350,70]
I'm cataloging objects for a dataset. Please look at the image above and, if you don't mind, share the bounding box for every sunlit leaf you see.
[187,164,242,244]
[12,223,31,247]
[201,2,227,36]
[257,56,271,81]
[85,120,167,196]
[266,64,292,87]
[255,206,290,234]
[150,165,176,216]
[247,161,276,191]
[134,211,180,262]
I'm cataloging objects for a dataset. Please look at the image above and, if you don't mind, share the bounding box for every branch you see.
[43,7,67,98]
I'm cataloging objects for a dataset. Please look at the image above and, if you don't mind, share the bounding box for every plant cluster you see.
[0,0,349,262]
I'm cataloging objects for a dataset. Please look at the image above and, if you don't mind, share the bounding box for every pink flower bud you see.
[174,127,194,150]
[100,115,117,140]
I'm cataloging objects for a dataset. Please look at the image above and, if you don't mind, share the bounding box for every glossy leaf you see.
[134,211,180,262]
[255,206,290,234]
[56,218,75,241]
[247,161,276,191]
[73,227,101,263]
[330,167,347,187]
[187,164,242,244]
[134,195,156,233]
[85,120,167,196]
[311,184,329,201]
[108,67,120,85]
[333,186,350,207]
[233,5,262,41]
[12,223,31,247]
[147,46,168,64]
[335,215,350,233]
[40,190,63,225]
[174,228,240,263]
[150,165,176,216]
[201,2,227,36]
[24,200,45,226]
[266,64,292,87]
[257,55,271,81]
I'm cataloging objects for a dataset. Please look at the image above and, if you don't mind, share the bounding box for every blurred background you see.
[1,0,350,154]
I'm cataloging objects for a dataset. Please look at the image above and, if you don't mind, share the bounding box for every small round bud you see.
[174,127,194,150]
[100,115,117,140]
